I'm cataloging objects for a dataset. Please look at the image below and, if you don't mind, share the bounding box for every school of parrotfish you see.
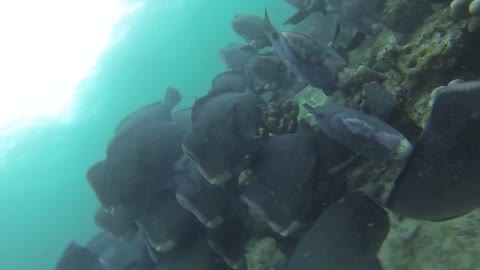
[55,1,480,269]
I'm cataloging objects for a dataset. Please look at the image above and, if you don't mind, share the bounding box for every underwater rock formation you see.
[379,209,480,270]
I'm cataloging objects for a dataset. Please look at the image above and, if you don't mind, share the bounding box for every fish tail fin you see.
[164,86,182,109]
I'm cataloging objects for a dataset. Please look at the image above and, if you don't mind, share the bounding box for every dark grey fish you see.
[274,79,309,103]
[155,235,230,270]
[387,80,480,221]
[136,190,203,253]
[363,81,394,119]
[172,107,193,133]
[94,207,138,237]
[314,128,356,174]
[86,232,117,257]
[115,86,181,136]
[54,242,105,270]
[86,231,153,270]
[241,123,318,236]
[244,53,288,89]
[94,232,153,270]
[287,193,389,270]
[207,213,247,270]
[182,89,263,185]
[218,43,257,71]
[174,154,238,228]
[101,122,184,207]
[210,70,249,94]
[304,104,413,161]
[284,0,327,25]
[231,14,270,49]
[87,161,115,209]
[265,9,347,96]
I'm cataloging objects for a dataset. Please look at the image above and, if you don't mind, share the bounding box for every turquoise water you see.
[0,1,290,269]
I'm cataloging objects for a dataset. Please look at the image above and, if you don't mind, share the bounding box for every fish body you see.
[154,235,230,270]
[305,104,413,161]
[231,14,270,49]
[287,193,389,270]
[387,80,480,221]
[136,191,203,253]
[91,122,184,208]
[172,107,193,133]
[182,89,263,185]
[244,53,288,89]
[265,10,347,95]
[54,242,105,270]
[241,123,318,236]
[174,155,237,228]
[218,43,257,71]
[210,70,249,94]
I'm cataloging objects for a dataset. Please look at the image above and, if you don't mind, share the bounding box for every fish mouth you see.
[136,221,177,252]
[207,241,246,270]
[240,195,299,236]
[175,193,224,228]
[182,144,232,185]
[393,138,414,160]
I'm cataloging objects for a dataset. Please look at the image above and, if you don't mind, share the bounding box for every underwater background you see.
[0,1,289,269]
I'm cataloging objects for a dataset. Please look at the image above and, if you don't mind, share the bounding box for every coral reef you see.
[260,100,299,135]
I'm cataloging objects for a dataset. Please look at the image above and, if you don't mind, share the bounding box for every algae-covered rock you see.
[382,0,433,33]
[346,160,405,203]
[348,7,471,129]
[379,209,480,270]
[245,238,287,270]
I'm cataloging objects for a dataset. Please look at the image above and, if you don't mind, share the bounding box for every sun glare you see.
[0,0,143,135]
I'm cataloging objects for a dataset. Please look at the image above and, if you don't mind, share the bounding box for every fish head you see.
[244,55,286,88]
